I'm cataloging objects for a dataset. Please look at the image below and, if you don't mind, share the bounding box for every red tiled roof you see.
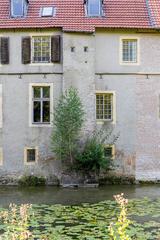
[0,0,159,32]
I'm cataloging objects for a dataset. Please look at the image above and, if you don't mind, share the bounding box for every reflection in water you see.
[0,185,160,207]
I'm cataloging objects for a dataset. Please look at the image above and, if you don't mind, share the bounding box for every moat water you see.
[0,184,159,206]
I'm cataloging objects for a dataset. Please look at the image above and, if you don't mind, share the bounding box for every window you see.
[22,35,61,64]
[41,7,55,17]
[24,148,38,164]
[32,36,51,63]
[0,85,2,128]
[32,86,50,124]
[11,0,28,17]
[87,0,102,16]
[104,145,115,159]
[0,148,3,166]
[122,39,138,63]
[96,93,114,121]
[29,83,53,127]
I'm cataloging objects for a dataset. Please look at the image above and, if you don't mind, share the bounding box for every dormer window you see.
[11,0,28,18]
[86,0,103,17]
[41,7,55,17]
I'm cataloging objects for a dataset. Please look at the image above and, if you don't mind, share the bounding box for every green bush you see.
[18,175,46,187]
[76,134,113,174]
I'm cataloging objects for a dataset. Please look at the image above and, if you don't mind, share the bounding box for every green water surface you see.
[0,185,160,239]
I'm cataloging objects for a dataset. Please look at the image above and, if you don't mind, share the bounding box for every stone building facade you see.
[0,0,160,182]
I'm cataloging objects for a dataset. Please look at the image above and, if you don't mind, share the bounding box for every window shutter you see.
[1,37,9,65]
[22,37,31,64]
[51,35,61,63]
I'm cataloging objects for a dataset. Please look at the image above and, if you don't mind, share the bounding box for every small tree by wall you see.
[51,87,85,165]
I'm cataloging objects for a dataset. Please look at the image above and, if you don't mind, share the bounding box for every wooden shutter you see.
[1,37,9,65]
[51,35,61,63]
[22,37,31,64]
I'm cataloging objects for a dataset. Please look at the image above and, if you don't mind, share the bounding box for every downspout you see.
[145,0,156,27]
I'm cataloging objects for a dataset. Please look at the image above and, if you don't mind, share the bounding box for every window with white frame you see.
[24,148,38,164]
[32,36,51,63]
[32,86,51,124]
[41,7,55,17]
[96,93,113,121]
[122,39,138,63]
[87,0,102,16]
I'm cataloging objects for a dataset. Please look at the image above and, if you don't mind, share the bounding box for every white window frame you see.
[95,91,116,124]
[41,7,55,17]
[11,0,24,17]
[87,0,102,17]
[31,36,52,64]
[29,83,53,127]
[24,147,38,165]
[0,84,2,128]
[120,36,140,65]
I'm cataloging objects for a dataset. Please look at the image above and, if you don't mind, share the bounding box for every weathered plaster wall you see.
[0,29,63,181]
[0,74,62,179]
[136,75,160,180]
[0,29,62,74]
[95,75,136,176]
[0,29,160,182]
[95,30,160,180]
[95,31,160,73]
[63,33,96,133]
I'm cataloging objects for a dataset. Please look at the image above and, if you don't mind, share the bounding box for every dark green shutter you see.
[22,37,31,64]
[51,35,61,63]
[1,37,9,65]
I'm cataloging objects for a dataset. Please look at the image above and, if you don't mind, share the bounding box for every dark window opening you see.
[84,46,88,52]
[71,47,75,52]
[26,149,36,163]
[104,146,114,159]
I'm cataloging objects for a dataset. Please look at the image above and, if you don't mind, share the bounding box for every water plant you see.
[0,203,32,240]
[108,193,131,240]
[0,197,160,239]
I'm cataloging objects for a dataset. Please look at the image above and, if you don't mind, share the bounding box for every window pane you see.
[12,0,23,16]
[88,0,100,16]
[32,86,51,124]
[43,87,50,98]
[33,101,41,123]
[27,149,36,162]
[96,94,103,119]
[41,7,54,17]
[104,94,112,120]
[96,94,113,120]
[33,87,41,98]
[43,101,50,122]
[33,36,50,63]
[104,147,112,158]
[122,39,137,62]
